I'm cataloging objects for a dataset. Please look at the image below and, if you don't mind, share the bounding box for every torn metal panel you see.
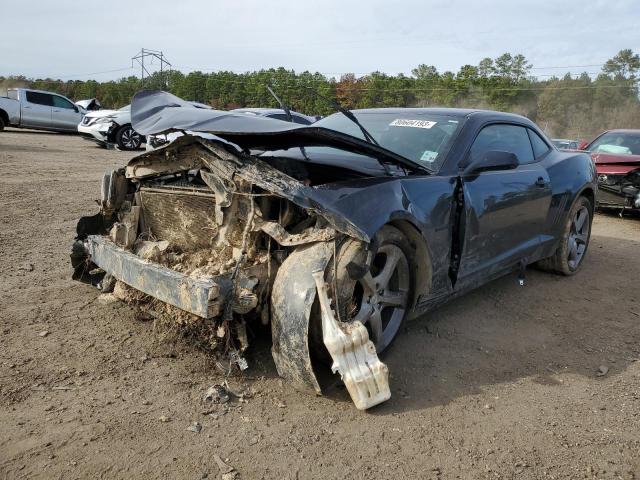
[258,221,336,246]
[125,143,206,179]
[198,141,370,242]
[270,241,334,393]
[126,137,370,242]
[86,235,231,318]
[311,270,391,410]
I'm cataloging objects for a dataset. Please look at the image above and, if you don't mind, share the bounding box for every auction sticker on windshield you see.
[390,119,437,129]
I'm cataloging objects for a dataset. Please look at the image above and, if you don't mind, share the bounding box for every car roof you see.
[15,88,68,97]
[350,107,529,122]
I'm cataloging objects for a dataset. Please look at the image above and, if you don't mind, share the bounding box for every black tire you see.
[323,225,416,353]
[537,195,593,275]
[115,124,143,150]
[0,115,6,131]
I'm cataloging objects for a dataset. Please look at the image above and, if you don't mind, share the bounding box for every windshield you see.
[313,111,463,170]
[588,132,640,155]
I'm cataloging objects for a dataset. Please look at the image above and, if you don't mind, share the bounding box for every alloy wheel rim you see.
[122,128,141,149]
[350,244,410,352]
[567,206,589,269]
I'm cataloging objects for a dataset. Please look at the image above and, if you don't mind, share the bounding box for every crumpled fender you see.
[270,241,334,393]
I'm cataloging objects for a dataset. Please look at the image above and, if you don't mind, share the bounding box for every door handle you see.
[535,177,547,187]
[23,106,31,109]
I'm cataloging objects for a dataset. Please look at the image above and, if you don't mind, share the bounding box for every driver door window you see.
[470,124,534,165]
[51,94,81,131]
[52,95,76,109]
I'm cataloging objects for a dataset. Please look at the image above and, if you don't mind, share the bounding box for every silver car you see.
[0,88,85,132]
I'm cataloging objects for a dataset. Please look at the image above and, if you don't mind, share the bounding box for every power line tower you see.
[131,48,172,89]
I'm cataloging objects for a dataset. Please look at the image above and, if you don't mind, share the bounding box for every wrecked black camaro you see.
[72,90,597,409]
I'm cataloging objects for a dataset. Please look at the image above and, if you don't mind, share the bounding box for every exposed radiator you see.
[138,185,218,250]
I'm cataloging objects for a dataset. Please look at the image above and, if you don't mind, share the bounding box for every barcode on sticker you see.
[389,119,436,129]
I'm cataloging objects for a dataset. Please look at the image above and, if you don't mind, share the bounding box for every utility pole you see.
[131,48,172,89]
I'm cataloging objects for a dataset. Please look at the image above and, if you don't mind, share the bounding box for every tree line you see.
[2,49,639,139]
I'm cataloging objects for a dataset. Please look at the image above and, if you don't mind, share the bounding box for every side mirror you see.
[463,150,519,175]
[577,141,589,151]
[73,105,80,113]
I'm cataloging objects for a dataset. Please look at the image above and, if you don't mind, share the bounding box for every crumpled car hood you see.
[130,90,425,173]
[591,152,640,175]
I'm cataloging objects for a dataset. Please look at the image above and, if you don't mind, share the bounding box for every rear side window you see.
[528,129,551,159]
[470,124,534,164]
[25,91,53,106]
[52,95,75,109]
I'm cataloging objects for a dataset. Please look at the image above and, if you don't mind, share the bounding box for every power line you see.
[35,66,135,80]
[530,64,605,70]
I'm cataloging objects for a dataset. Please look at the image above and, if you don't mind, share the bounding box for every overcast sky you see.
[1,0,639,81]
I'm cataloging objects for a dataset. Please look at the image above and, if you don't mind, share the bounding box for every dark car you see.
[578,129,640,212]
[71,91,596,409]
[231,107,317,124]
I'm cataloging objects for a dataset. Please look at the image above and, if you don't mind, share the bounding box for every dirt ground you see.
[1,129,639,480]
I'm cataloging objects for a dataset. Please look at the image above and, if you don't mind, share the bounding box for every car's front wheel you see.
[115,124,143,150]
[538,195,593,275]
[326,225,415,352]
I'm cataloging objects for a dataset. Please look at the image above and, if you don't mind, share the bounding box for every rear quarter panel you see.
[0,97,21,124]
[540,150,596,243]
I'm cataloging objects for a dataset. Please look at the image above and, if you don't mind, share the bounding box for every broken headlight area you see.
[597,169,640,210]
[71,135,391,409]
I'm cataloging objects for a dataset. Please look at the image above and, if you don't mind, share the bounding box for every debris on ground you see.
[159,415,171,422]
[186,421,202,433]
[97,293,118,304]
[229,351,248,371]
[203,385,230,406]
[596,365,609,376]
[38,331,49,337]
[213,454,238,480]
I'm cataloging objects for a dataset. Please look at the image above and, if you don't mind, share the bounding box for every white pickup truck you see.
[0,88,85,132]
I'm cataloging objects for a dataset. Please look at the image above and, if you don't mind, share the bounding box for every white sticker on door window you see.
[389,119,437,129]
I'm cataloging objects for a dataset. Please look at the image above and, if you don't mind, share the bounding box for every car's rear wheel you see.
[0,116,6,131]
[325,225,414,352]
[537,195,593,275]
[115,125,143,150]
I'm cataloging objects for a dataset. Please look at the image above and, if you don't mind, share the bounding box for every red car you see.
[579,129,640,212]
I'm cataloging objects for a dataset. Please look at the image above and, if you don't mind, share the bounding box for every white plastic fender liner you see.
[311,270,391,410]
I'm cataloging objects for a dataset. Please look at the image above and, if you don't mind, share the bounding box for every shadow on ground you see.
[243,228,640,413]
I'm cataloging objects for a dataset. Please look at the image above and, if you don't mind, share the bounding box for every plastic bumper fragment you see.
[311,270,391,410]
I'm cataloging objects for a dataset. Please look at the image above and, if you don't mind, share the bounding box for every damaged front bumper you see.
[78,235,230,318]
[78,121,113,146]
